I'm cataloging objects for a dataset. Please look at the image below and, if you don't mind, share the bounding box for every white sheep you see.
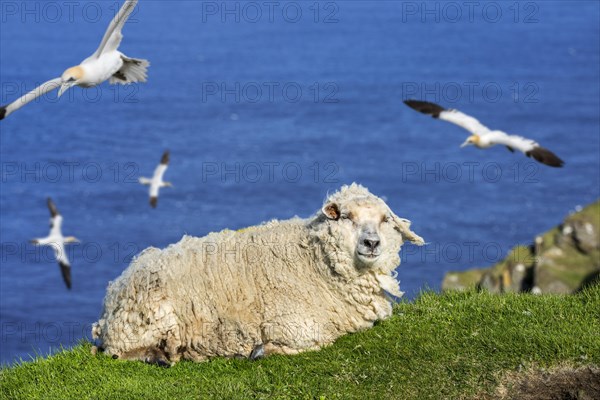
[92,184,424,364]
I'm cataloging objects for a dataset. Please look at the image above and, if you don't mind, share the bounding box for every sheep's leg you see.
[143,347,171,367]
[163,330,183,364]
[118,346,171,367]
[231,344,265,360]
[263,342,309,356]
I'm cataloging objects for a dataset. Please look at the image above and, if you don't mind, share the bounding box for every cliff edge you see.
[443,201,600,294]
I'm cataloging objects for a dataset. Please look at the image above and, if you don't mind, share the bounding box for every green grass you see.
[2,286,599,400]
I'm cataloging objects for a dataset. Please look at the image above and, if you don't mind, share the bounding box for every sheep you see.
[92,183,424,364]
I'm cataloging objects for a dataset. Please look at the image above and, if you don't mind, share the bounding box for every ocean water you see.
[0,1,598,365]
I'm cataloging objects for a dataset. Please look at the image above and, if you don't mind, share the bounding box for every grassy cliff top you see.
[2,286,599,399]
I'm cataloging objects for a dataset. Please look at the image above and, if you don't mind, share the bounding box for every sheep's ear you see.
[392,214,425,246]
[322,202,341,220]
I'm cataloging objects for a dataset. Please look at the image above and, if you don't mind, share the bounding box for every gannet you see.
[139,151,172,208]
[30,198,79,290]
[404,100,564,167]
[0,0,148,120]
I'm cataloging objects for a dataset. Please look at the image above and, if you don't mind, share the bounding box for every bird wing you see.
[153,163,168,182]
[149,181,161,198]
[49,215,63,237]
[139,177,152,185]
[47,198,59,218]
[0,78,61,120]
[160,151,170,165]
[484,131,537,153]
[51,240,72,289]
[59,262,72,290]
[92,0,139,58]
[31,236,52,246]
[404,100,446,117]
[486,131,564,167]
[54,252,71,289]
[147,152,169,204]
[149,176,162,207]
[438,109,491,136]
[53,242,69,265]
[404,100,491,135]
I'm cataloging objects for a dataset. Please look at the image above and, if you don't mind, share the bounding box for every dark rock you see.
[442,201,600,294]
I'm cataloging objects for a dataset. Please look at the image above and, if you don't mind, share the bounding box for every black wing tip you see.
[526,147,565,168]
[0,106,6,120]
[150,197,158,208]
[160,150,170,165]
[59,262,72,290]
[47,197,59,217]
[403,99,445,118]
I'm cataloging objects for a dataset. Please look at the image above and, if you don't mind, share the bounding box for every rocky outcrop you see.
[442,201,600,294]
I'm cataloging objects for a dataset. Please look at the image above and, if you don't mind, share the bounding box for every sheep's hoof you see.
[233,353,246,360]
[145,358,171,368]
[90,346,98,356]
[143,349,171,367]
[112,354,119,360]
[249,344,265,361]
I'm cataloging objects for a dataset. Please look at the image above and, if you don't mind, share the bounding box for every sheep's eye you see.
[341,212,353,221]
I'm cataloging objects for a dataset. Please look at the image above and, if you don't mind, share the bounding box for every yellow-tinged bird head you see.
[58,66,84,97]
[460,135,480,148]
[64,236,80,244]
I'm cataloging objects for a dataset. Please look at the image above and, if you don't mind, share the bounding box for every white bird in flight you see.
[139,151,172,208]
[30,198,79,290]
[0,0,148,120]
[404,100,564,167]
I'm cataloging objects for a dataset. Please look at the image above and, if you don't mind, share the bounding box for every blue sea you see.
[1,1,598,365]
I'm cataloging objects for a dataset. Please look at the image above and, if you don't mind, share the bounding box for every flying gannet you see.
[139,151,172,208]
[404,100,564,167]
[30,198,79,290]
[0,0,148,120]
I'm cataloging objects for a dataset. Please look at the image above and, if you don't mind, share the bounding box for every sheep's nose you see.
[363,238,380,250]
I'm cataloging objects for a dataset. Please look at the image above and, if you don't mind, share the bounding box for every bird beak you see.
[58,82,73,98]
[64,236,80,244]
[460,140,470,148]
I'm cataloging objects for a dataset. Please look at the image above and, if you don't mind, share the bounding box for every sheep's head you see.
[320,184,424,271]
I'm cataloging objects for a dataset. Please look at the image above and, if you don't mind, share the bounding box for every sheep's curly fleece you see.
[92,184,423,363]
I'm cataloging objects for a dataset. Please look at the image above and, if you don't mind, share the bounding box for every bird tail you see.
[110,56,150,84]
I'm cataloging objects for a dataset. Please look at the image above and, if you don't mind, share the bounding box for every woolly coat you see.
[92,184,423,363]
